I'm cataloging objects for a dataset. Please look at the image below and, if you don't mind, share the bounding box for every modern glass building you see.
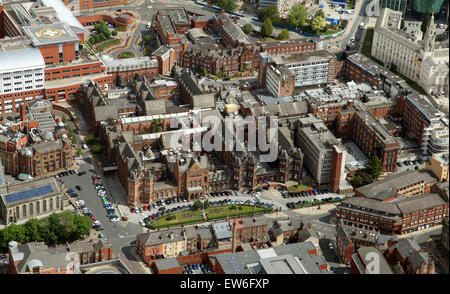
[411,0,446,13]
[381,0,409,14]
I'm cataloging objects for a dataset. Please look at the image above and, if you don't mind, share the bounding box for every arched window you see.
[36,201,40,214]
[43,200,47,212]
[23,205,27,217]
[16,207,20,218]
[29,203,34,216]
[56,197,60,209]
[49,198,53,210]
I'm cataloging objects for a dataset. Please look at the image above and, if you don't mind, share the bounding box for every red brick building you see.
[259,38,316,55]
[336,193,448,235]
[63,0,128,11]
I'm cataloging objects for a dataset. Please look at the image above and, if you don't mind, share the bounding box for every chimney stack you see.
[232,220,238,253]
[20,103,26,121]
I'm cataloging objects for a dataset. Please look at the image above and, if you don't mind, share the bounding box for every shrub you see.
[112,30,118,36]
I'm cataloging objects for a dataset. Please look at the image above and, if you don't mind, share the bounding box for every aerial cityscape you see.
[0,0,448,276]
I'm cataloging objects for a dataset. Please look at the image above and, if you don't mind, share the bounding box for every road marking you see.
[147,5,152,8]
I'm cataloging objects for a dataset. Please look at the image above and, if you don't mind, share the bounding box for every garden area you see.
[0,210,92,252]
[84,134,104,154]
[147,204,272,229]
[117,51,135,59]
[86,21,120,52]
[287,182,312,192]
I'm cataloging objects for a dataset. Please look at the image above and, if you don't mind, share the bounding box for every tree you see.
[288,5,308,29]
[242,23,253,34]
[277,29,290,40]
[0,224,28,249]
[361,172,373,185]
[62,115,67,123]
[421,10,431,34]
[144,35,151,44]
[151,118,163,133]
[171,65,177,78]
[85,134,96,145]
[91,144,103,154]
[203,200,210,210]
[192,200,203,211]
[261,18,274,38]
[315,9,325,19]
[24,219,42,242]
[112,30,118,36]
[311,13,327,33]
[216,0,236,11]
[351,175,364,187]
[77,148,82,156]
[72,215,92,240]
[202,68,208,77]
[257,5,281,25]
[366,155,383,179]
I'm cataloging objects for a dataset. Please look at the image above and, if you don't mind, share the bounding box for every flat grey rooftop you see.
[22,22,79,46]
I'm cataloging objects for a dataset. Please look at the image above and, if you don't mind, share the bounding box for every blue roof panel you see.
[5,185,54,203]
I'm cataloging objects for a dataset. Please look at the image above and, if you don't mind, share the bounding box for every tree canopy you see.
[261,18,274,38]
[257,5,281,25]
[277,29,290,40]
[216,0,236,11]
[242,23,253,34]
[288,5,308,29]
[0,211,92,251]
[311,12,327,33]
[366,155,383,179]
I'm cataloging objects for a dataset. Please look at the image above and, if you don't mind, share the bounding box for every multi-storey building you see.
[336,193,448,235]
[402,92,448,155]
[8,241,78,274]
[68,239,114,265]
[295,114,346,185]
[153,8,190,59]
[259,38,316,56]
[384,238,436,274]
[442,217,449,253]
[371,8,449,96]
[63,0,128,11]
[137,228,187,263]
[335,220,380,264]
[261,50,343,97]
[355,170,437,201]
[212,12,251,48]
[425,152,449,182]
[350,246,393,274]
[0,100,73,177]
[0,0,113,111]
[352,110,400,172]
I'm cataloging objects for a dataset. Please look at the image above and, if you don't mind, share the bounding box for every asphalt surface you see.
[56,157,144,257]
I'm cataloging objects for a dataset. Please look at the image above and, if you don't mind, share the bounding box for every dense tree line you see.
[0,210,92,252]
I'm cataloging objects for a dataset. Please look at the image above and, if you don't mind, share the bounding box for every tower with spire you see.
[422,13,436,53]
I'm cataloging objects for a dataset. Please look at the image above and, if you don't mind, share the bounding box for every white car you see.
[146,23,151,29]
[329,242,334,250]
[93,220,101,226]
[110,217,119,222]
[139,220,146,227]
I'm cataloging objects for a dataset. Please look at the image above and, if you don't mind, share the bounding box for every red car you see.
[143,205,148,211]
[90,216,95,220]
[130,207,135,213]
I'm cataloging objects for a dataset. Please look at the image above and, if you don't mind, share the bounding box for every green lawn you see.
[117,51,135,59]
[95,39,121,51]
[147,210,204,229]
[147,205,272,229]
[114,26,127,32]
[206,205,272,221]
[288,184,312,192]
